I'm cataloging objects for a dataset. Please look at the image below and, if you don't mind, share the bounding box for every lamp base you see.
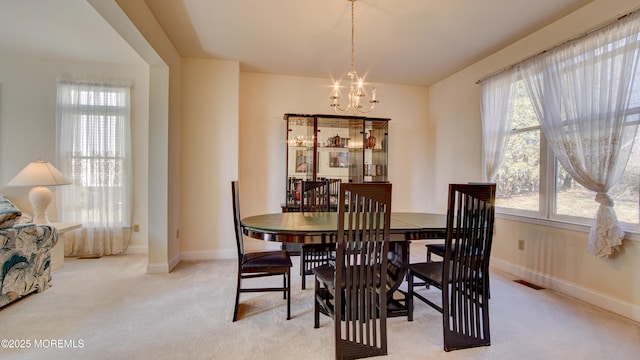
[28,186,52,224]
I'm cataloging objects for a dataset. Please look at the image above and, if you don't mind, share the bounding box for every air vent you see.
[514,279,545,290]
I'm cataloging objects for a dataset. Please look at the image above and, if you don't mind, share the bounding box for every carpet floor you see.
[1,246,639,360]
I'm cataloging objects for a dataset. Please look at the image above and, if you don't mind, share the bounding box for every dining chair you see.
[232,181,292,322]
[424,182,496,293]
[299,179,338,290]
[313,183,392,359]
[407,183,495,352]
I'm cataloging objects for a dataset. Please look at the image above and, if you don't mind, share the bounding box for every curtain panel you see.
[519,11,640,257]
[480,70,519,182]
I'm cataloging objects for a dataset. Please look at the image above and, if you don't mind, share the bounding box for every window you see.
[553,99,640,229]
[495,80,640,232]
[495,80,543,215]
[492,13,640,236]
[56,81,132,255]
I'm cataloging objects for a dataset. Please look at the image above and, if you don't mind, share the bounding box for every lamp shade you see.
[7,160,71,224]
[7,160,71,186]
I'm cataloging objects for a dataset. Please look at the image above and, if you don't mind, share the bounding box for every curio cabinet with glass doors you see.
[284,113,389,211]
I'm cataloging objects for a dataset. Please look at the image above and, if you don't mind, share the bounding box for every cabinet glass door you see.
[317,116,359,184]
[364,120,388,182]
[286,115,315,208]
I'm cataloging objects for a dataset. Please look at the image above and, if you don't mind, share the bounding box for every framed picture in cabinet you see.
[329,151,349,168]
[295,150,308,172]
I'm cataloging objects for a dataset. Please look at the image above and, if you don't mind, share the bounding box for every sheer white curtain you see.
[480,70,519,182]
[520,12,640,257]
[56,81,133,256]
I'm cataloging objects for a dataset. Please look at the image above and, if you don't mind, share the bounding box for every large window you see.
[492,12,640,237]
[56,81,132,256]
[495,75,640,233]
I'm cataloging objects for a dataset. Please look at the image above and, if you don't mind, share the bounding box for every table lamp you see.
[7,160,71,224]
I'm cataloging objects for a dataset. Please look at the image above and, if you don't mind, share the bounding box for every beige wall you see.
[429,0,640,321]
[180,58,240,258]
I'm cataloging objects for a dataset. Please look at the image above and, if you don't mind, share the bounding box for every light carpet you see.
[1,247,639,360]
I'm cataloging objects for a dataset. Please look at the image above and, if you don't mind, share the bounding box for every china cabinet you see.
[284,113,390,210]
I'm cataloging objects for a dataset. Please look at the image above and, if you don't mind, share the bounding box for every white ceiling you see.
[0,0,142,65]
[145,0,594,85]
[0,0,594,86]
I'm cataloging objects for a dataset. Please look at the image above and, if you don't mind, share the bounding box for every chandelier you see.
[330,0,379,114]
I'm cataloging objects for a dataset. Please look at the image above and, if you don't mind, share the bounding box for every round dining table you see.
[241,211,447,243]
[241,211,447,317]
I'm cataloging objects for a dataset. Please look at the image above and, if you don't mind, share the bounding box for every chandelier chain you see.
[350,0,355,73]
[329,0,379,115]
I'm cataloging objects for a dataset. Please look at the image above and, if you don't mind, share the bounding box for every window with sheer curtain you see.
[56,81,133,256]
[481,10,640,257]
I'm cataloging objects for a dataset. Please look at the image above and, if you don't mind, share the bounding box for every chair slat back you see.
[442,183,496,351]
[231,181,244,258]
[334,183,392,359]
[300,180,331,212]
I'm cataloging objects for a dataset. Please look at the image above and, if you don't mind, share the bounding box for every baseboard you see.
[146,253,181,274]
[492,258,640,323]
[125,245,148,254]
[145,250,236,273]
[180,249,236,261]
[146,262,170,273]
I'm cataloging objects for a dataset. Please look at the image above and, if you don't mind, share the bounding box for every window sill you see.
[495,213,640,242]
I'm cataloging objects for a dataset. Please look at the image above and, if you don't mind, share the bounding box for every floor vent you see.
[514,279,545,290]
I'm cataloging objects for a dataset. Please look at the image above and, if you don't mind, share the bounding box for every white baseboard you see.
[180,249,236,261]
[146,262,170,273]
[146,249,236,273]
[492,258,640,323]
[125,245,148,254]
[146,253,181,274]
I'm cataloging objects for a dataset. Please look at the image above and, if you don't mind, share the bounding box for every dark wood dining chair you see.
[424,182,495,293]
[407,183,495,352]
[425,183,495,261]
[313,183,392,359]
[232,181,292,321]
[299,179,337,290]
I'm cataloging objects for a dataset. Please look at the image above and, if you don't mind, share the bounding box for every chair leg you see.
[286,269,291,320]
[424,249,432,289]
[314,277,320,328]
[283,273,287,299]
[300,249,307,290]
[407,272,414,322]
[233,272,241,322]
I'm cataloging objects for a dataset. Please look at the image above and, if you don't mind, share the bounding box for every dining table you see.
[241,211,447,317]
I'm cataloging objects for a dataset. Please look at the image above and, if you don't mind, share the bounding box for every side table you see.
[50,222,82,270]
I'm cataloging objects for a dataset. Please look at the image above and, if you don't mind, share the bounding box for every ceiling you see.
[0,1,142,65]
[145,0,594,86]
[0,0,594,86]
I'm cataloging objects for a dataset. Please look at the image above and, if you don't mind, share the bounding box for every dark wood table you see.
[241,212,447,317]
